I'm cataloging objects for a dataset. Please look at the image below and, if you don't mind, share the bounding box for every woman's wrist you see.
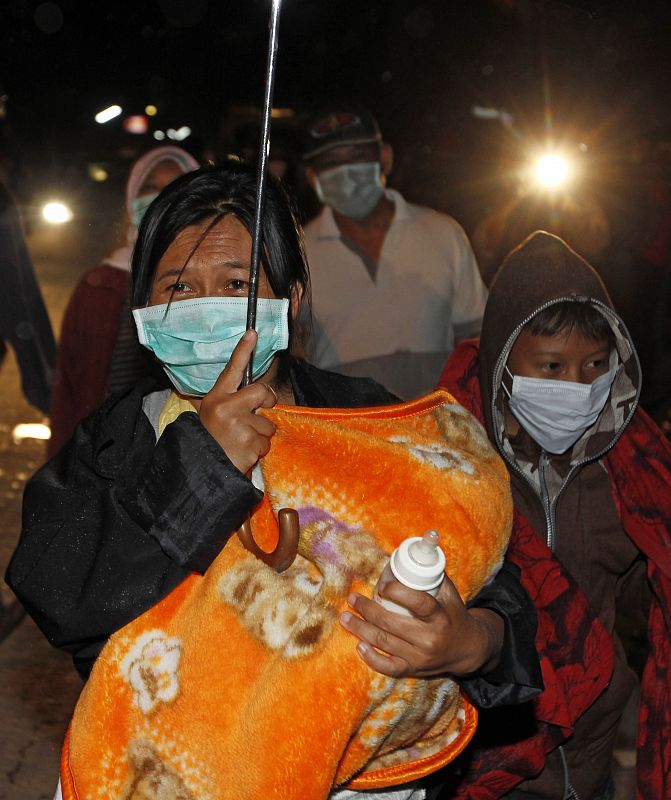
[461,607,504,676]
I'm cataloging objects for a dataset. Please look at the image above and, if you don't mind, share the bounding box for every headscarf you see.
[103,146,200,272]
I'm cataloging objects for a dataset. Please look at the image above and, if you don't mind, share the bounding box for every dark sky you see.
[2,0,671,220]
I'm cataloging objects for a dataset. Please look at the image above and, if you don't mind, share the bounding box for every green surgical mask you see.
[133,297,290,396]
[130,192,159,228]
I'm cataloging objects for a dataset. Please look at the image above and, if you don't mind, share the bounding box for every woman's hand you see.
[197,330,278,475]
[339,575,504,679]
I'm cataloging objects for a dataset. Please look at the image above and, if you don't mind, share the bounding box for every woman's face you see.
[149,215,276,306]
[138,160,185,198]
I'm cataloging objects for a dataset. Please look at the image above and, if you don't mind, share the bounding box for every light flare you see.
[12,423,51,443]
[533,153,571,189]
[42,201,73,224]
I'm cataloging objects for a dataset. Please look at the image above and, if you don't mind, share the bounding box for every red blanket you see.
[439,340,671,799]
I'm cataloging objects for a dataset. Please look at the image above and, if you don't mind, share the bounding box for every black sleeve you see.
[0,195,56,413]
[5,399,261,677]
[460,559,543,708]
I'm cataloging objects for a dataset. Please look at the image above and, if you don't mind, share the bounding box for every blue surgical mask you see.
[133,297,290,397]
[315,162,384,219]
[503,365,618,454]
[130,192,159,228]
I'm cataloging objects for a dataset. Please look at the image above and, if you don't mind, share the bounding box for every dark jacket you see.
[7,358,540,711]
[440,231,671,799]
[0,183,55,413]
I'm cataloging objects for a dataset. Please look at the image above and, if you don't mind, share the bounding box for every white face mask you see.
[314,162,384,219]
[503,366,618,454]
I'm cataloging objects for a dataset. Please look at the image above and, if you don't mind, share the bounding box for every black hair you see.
[131,160,310,311]
[525,300,615,347]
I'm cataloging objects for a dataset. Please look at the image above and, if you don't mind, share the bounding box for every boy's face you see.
[507,327,611,385]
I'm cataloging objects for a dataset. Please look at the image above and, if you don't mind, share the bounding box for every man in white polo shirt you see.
[302,104,487,399]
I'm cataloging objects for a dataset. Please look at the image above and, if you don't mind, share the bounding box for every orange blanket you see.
[60,390,512,799]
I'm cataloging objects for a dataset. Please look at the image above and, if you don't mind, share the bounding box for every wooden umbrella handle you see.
[237,507,299,573]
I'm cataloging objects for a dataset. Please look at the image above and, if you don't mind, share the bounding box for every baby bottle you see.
[374,530,446,617]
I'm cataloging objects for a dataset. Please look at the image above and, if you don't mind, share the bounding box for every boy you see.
[439,231,671,799]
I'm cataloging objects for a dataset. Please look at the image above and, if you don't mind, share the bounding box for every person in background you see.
[0,175,55,415]
[302,104,487,400]
[0,127,67,646]
[439,231,671,799]
[0,151,56,642]
[47,145,199,457]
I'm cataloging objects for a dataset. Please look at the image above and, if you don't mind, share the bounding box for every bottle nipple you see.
[408,530,440,566]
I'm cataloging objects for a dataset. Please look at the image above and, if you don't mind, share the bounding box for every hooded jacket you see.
[439,231,671,799]
[441,232,671,800]
[480,230,640,799]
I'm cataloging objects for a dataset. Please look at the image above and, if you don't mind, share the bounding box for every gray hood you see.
[479,231,641,504]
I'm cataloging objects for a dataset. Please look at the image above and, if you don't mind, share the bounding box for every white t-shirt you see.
[304,189,487,399]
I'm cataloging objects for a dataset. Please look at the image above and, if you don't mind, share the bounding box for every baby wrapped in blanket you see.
[59,388,512,800]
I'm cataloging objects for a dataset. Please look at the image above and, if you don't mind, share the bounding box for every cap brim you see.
[303,134,382,161]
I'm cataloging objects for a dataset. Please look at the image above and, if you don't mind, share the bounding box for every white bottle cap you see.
[389,531,446,591]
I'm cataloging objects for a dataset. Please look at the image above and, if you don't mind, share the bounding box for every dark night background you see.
[2,0,671,415]
[3,0,671,218]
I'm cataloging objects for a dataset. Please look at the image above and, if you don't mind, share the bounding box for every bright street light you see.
[533,153,571,189]
[94,104,122,124]
[42,201,73,224]
[12,423,51,443]
[167,126,191,141]
[88,164,109,182]
[123,115,149,134]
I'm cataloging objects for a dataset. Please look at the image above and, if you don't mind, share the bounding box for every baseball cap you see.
[303,105,382,160]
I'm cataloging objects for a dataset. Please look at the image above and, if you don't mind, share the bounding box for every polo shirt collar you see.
[311,188,407,240]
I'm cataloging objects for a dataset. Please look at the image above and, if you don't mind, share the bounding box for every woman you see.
[47,145,199,457]
[8,162,540,797]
